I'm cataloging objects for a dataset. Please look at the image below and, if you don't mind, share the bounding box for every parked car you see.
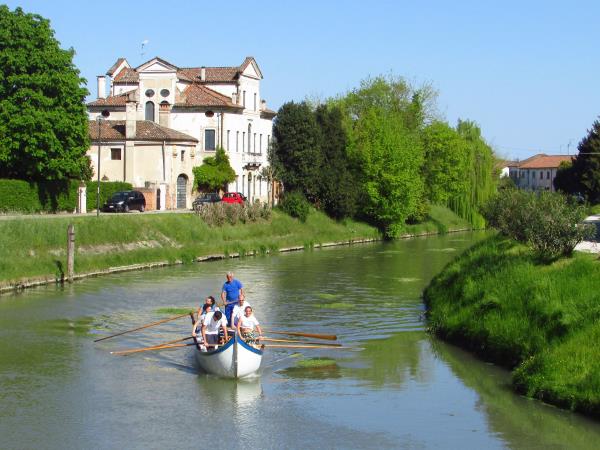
[236,192,247,202]
[192,192,221,209]
[103,190,146,212]
[221,192,244,204]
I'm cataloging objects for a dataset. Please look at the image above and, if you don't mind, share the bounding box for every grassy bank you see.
[0,205,470,289]
[423,235,600,418]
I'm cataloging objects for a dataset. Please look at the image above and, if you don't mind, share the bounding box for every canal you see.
[1,232,599,449]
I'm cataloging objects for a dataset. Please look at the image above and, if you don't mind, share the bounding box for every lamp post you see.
[96,110,110,217]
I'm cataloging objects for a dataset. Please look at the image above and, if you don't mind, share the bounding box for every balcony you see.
[242,152,263,170]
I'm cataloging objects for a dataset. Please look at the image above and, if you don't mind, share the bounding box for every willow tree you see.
[0,6,90,182]
[450,120,497,227]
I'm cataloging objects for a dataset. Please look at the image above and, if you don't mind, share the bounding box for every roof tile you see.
[88,120,198,142]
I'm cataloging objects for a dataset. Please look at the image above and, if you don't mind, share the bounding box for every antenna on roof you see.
[141,39,149,60]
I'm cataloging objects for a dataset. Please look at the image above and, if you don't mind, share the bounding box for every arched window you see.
[247,124,252,153]
[145,101,155,121]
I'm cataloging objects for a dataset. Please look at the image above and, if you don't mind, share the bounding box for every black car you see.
[192,192,221,209]
[103,190,146,212]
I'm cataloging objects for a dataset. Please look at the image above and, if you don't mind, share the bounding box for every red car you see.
[221,192,244,204]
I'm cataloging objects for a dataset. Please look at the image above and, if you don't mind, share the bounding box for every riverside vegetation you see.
[424,190,600,417]
[0,205,470,287]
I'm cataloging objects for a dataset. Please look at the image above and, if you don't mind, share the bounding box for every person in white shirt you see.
[230,297,251,328]
[199,310,228,349]
[236,306,262,344]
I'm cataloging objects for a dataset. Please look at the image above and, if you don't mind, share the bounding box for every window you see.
[259,134,262,154]
[205,129,216,151]
[242,132,246,152]
[253,133,256,153]
[547,171,550,179]
[236,131,239,152]
[532,171,536,179]
[267,135,271,150]
[145,89,155,97]
[248,124,252,152]
[160,89,170,97]
[111,148,121,160]
[145,101,155,121]
[181,150,185,162]
[243,91,246,107]
[254,93,257,111]
[227,130,230,151]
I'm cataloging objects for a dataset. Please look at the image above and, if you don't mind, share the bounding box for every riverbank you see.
[423,235,600,418]
[0,205,471,293]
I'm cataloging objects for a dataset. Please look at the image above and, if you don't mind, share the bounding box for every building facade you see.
[507,154,572,192]
[87,56,276,210]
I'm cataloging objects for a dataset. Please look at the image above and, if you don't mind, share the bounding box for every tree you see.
[554,119,600,203]
[0,6,90,182]
[422,121,470,204]
[315,104,359,219]
[193,147,236,192]
[349,107,424,237]
[272,102,323,202]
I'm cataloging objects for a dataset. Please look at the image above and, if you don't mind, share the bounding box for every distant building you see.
[512,154,572,192]
[86,56,276,210]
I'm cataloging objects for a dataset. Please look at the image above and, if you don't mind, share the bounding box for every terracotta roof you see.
[106,58,126,76]
[518,155,572,169]
[113,67,139,83]
[87,92,133,107]
[176,84,242,109]
[88,120,198,142]
[177,67,240,83]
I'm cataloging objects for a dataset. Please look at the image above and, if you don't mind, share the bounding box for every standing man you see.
[221,271,244,325]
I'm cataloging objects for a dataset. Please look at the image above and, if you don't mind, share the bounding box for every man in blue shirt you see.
[221,271,244,325]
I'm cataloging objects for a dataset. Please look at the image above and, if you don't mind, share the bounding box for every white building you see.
[512,154,572,192]
[87,56,276,210]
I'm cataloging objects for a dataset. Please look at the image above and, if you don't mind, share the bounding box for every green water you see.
[1,232,599,449]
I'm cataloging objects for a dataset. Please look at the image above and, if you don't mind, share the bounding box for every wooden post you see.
[67,224,75,283]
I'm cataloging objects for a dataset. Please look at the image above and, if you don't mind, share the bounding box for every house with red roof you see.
[513,154,573,192]
[87,56,276,210]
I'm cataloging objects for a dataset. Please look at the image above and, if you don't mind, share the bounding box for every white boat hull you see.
[194,333,263,378]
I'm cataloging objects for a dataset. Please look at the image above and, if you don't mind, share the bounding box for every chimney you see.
[261,99,266,111]
[159,102,171,128]
[97,75,106,99]
[200,66,206,81]
[125,94,136,139]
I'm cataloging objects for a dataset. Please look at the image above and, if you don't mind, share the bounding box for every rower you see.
[201,310,228,350]
[230,297,251,328]
[236,306,262,345]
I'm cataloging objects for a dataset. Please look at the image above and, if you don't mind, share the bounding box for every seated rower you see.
[230,297,251,328]
[236,306,262,345]
[196,295,219,322]
[191,303,211,342]
[201,310,228,350]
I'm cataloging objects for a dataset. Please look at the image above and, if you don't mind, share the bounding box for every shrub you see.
[0,179,78,213]
[279,191,310,222]
[483,189,594,258]
[194,202,271,226]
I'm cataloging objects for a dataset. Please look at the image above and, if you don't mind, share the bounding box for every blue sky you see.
[5,0,600,160]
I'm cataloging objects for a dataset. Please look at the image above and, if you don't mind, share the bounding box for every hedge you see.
[0,179,133,213]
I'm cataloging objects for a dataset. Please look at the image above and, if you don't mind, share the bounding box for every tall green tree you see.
[422,121,470,204]
[0,6,90,182]
[193,147,236,192]
[350,107,424,237]
[554,119,600,203]
[272,101,323,202]
[315,104,359,219]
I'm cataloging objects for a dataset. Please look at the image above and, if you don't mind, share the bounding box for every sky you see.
[5,0,600,161]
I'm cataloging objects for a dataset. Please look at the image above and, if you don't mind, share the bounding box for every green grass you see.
[0,210,380,284]
[423,234,600,417]
[403,204,473,236]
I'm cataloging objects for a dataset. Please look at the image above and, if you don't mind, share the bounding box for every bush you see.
[483,189,594,258]
[195,202,272,226]
[279,191,310,222]
[0,179,78,213]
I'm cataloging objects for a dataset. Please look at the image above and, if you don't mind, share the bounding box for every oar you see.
[258,337,342,346]
[262,344,351,349]
[262,329,337,341]
[94,311,192,342]
[111,342,197,356]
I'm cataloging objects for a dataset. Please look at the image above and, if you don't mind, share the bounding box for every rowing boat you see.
[193,333,263,378]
